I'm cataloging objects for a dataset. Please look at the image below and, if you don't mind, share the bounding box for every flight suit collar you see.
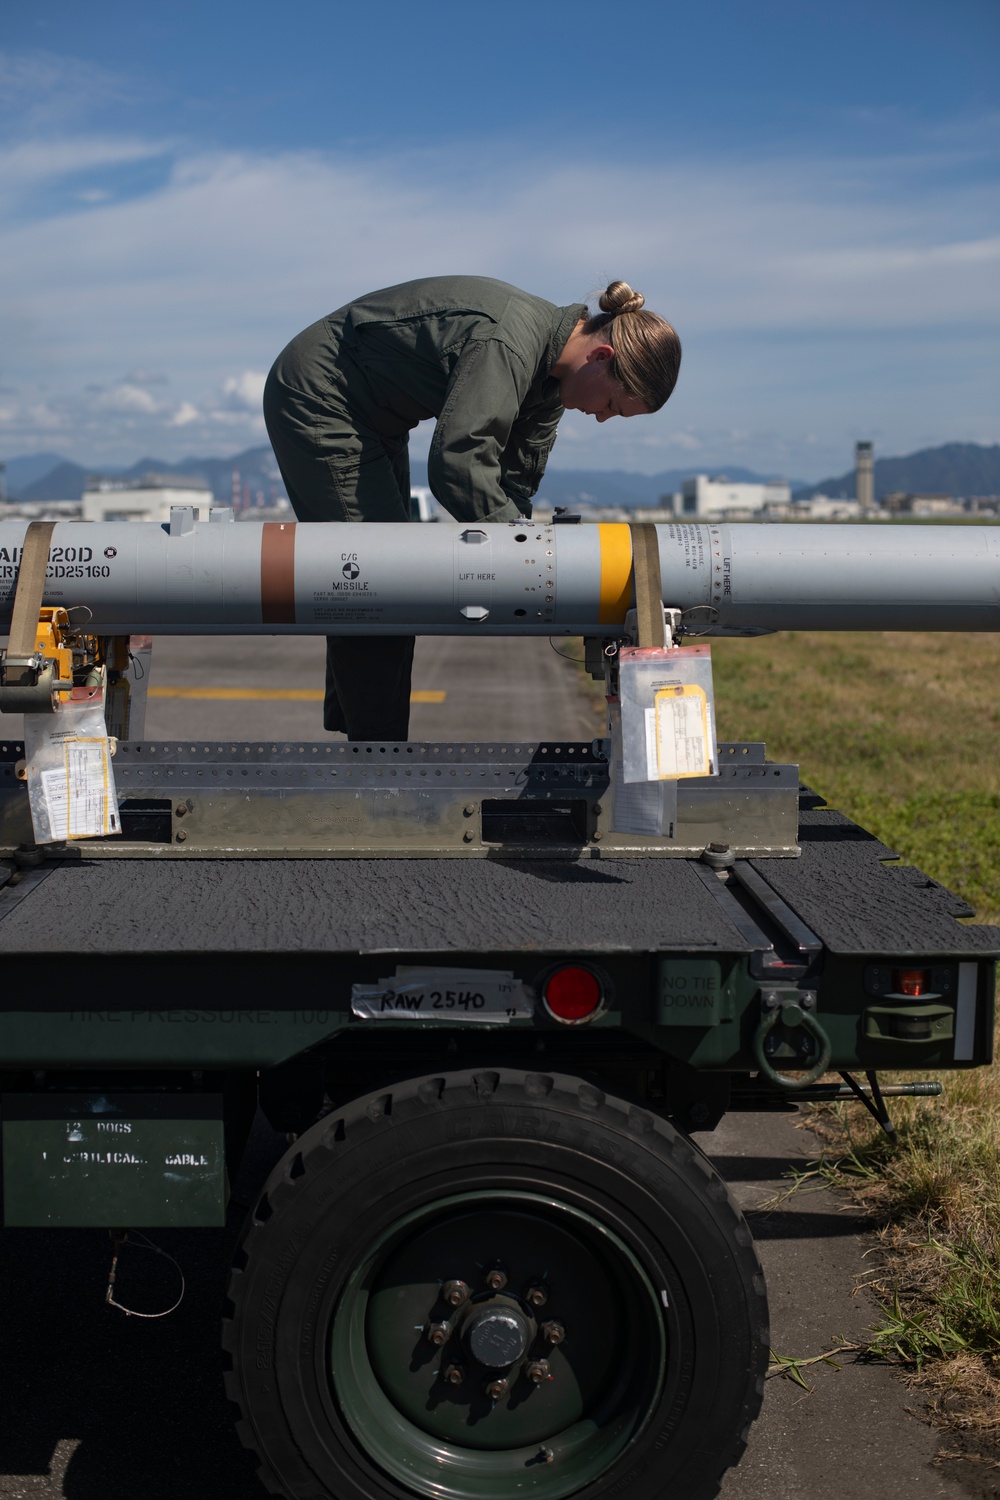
[544,303,588,377]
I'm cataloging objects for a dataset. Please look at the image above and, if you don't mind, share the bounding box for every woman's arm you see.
[498,388,562,513]
[428,337,553,523]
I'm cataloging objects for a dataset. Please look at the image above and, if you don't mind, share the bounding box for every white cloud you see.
[0,135,170,209]
[0,48,143,137]
[220,371,266,410]
[0,121,997,474]
[168,401,200,427]
[94,382,162,415]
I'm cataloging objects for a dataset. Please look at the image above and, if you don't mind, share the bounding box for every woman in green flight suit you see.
[263,275,681,741]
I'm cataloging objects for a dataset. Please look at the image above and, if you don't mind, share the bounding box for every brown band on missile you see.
[260,522,297,624]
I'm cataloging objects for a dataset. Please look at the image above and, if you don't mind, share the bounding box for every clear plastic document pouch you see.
[618,644,719,785]
[23,688,121,845]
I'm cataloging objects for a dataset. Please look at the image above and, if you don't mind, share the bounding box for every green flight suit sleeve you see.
[428,337,560,524]
[499,390,562,511]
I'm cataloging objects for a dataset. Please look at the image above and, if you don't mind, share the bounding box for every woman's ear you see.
[584,343,616,366]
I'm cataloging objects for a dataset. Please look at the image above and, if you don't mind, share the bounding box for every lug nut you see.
[485,1377,510,1402]
[427,1322,451,1347]
[443,1363,465,1386]
[525,1283,548,1308]
[525,1359,550,1383]
[484,1267,508,1292]
[443,1279,470,1307]
[541,1320,565,1345]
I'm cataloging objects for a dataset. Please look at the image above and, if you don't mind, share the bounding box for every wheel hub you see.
[463,1300,533,1369]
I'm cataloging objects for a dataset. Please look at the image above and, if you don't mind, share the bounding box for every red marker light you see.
[893,968,929,997]
[542,966,604,1024]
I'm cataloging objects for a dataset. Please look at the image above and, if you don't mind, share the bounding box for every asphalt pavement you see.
[711,1109,957,1500]
[0,634,980,1498]
[0,634,603,745]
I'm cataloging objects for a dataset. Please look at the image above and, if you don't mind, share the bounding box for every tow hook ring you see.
[752,989,831,1089]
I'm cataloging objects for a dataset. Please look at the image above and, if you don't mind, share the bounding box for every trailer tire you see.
[223,1068,768,1500]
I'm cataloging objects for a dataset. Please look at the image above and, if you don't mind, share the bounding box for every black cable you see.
[548,639,586,664]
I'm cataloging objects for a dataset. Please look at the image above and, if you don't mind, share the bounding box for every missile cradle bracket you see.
[0,737,800,860]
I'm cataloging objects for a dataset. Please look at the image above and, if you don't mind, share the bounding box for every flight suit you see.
[263,276,585,739]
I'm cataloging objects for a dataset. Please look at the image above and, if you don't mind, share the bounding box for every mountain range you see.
[3,447,285,505]
[793,443,1000,501]
[4,442,999,508]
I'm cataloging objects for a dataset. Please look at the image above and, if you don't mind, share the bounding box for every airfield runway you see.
[0,633,604,745]
[0,634,968,1498]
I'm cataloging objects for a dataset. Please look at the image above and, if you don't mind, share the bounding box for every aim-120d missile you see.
[0,514,996,636]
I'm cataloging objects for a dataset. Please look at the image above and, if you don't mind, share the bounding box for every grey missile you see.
[0,515,996,636]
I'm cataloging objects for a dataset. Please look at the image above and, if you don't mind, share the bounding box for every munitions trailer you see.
[0,518,997,1500]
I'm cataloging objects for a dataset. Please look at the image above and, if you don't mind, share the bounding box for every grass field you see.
[710,629,1000,1457]
[711,630,1000,926]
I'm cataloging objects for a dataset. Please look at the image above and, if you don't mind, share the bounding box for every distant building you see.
[631,504,680,523]
[793,495,862,520]
[0,499,82,520]
[855,442,874,512]
[82,472,213,524]
[910,496,963,517]
[882,491,963,517]
[675,475,791,519]
[409,486,448,522]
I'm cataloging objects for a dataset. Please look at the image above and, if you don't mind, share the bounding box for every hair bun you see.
[599,280,645,315]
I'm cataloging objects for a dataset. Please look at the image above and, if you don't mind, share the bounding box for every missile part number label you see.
[351,968,534,1023]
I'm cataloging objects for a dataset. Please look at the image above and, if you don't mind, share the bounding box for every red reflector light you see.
[542,966,604,1024]
[893,968,929,997]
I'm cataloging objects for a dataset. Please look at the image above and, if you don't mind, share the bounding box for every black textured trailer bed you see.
[1,763,996,1500]
[2,797,996,960]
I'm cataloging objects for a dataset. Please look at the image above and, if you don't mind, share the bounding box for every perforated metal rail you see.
[0,741,799,860]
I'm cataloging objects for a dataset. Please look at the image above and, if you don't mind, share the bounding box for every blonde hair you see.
[583,281,681,411]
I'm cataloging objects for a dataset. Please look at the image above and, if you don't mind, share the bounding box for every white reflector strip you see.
[954,963,977,1061]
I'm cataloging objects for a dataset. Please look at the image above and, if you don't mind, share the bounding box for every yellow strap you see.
[629,523,665,648]
[7,522,56,674]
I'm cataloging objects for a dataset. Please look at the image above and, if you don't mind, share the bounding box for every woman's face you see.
[558,345,651,422]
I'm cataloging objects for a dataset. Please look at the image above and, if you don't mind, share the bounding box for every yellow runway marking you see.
[148,687,447,703]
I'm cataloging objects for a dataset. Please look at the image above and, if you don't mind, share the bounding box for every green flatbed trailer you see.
[0,733,995,1500]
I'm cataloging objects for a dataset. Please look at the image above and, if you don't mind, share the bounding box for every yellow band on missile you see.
[597,523,634,624]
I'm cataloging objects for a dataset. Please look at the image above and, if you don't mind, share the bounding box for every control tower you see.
[856,441,875,513]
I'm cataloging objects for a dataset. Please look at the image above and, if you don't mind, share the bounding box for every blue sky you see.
[1,0,998,480]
